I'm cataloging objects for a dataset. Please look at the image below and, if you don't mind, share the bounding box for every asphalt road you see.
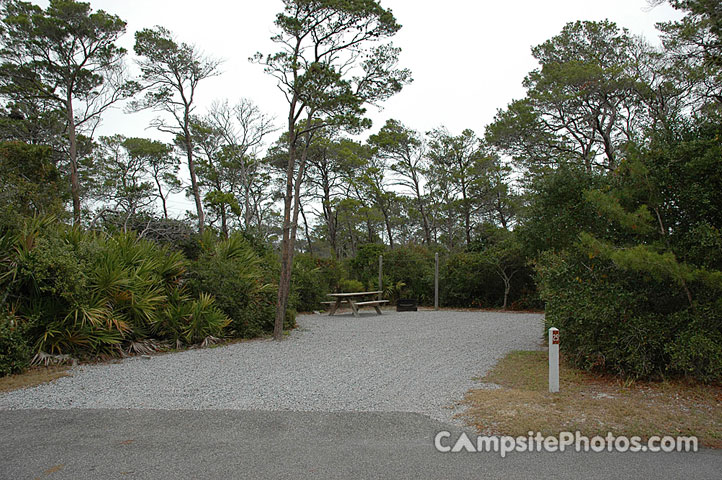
[2,409,721,480]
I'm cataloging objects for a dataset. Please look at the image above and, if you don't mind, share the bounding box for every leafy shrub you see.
[0,311,31,376]
[665,307,722,383]
[187,234,277,338]
[381,246,435,304]
[442,252,496,307]
[290,254,328,312]
[337,278,365,292]
[347,243,386,283]
[441,250,538,309]
[284,307,297,330]
[100,214,195,251]
[0,217,235,365]
[155,287,230,345]
[519,166,610,255]
[537,247,722,382]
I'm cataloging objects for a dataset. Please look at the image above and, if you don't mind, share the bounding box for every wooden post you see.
[435,252,439,311]
[378,254,383,301]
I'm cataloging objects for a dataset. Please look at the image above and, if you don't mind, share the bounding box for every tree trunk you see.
[220,204,228,238]
[446,203,454,250]
[67,94,81,225]
[462,188,471,246]
[412,178,431,245]
[244,183,252,230]
[300,206,314,256]
[503,278,510,310]
[419,199,431,245]
[275,131,311,339]
[349,218,357,256]
[496,192,508,230]
[381,204,394,248]
[322,196,337,258]
[154,175,169,219]
[274,137,296,340]
[183,123,204,233]
[499,268,516,310]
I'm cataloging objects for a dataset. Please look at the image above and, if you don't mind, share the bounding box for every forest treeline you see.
[0,0,721,382]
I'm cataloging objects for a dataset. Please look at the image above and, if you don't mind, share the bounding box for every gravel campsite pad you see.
[0,311,543,423]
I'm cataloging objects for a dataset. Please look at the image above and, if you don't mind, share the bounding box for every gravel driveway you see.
[0,310,543,423]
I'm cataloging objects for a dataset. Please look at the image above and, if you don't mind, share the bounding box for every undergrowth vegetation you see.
[0,217,294,375]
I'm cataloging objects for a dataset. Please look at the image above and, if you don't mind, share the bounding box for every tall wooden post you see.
[379,254,383,301]
[435,252,439,311]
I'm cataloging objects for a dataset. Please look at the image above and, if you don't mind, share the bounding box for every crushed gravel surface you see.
[0,310,543,423]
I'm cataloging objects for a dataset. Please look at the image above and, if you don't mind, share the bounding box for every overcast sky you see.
[33,0,685,216]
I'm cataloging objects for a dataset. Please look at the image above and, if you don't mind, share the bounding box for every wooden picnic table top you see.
[327,291,382,298]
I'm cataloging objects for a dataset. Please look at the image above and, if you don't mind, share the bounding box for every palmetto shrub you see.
[0,216,232,364]
[187,233,280,338]
[155,287,229,345]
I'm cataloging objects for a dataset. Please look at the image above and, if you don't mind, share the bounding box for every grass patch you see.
[0,366,71,393]
[460,350,722,448]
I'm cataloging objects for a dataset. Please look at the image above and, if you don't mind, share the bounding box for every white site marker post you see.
[549,327,560,393]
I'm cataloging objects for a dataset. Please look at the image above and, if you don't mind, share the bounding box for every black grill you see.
[396,298,417,312]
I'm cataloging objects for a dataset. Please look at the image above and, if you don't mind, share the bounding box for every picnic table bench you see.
[325,291,389,317]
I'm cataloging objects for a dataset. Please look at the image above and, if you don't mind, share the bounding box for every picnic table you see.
[325,291,389,317]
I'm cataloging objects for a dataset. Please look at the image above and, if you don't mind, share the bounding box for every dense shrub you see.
[537,247,722,382]
[337,241,540,308]
[381,246,435,304]
[519,166,610,255]
[0,312,31,376]
[100,214,195,251]
[347,243,386,283]
[290,254,341,312]
[187,233,279,338]
[155,290,230,345]
[441,251,539,310]
[338,278,365,293]
[665,306,722,383]
[0,217,238,366]
[442,252,493,307]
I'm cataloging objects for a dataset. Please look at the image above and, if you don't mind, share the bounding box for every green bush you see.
[536,247,722,382]
[285,307,297,330]
[666,307,722,383]
[442,252,496,307]
[187,234,277,338]
[0,141,67,230]
[337,278,365,292]
[0,217,237,363]
[348,243,386,283]
[518,165,611,256]
[441,250,539,309]
[382,246,435,304]
[0,312,31,376]
[155,287,230,345]
[290,254,330,312]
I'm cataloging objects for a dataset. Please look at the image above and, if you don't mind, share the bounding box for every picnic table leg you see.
[349,301,360,317]
[374,305,382,315]
[329,298,341,316]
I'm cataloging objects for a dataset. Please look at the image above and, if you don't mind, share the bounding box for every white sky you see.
[33,0,685,217]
